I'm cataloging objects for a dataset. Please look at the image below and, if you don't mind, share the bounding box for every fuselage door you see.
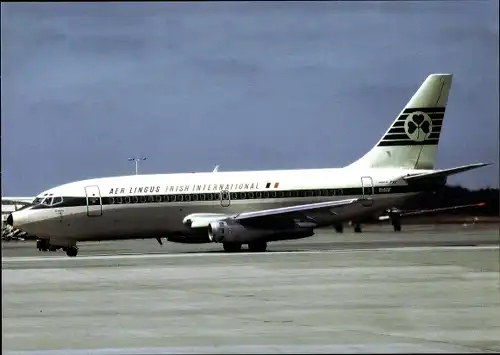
[84,185,103,217]
[360,176,374,207]
[220,189,231,208]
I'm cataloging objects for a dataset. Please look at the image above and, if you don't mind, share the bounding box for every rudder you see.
[347,73,453,170]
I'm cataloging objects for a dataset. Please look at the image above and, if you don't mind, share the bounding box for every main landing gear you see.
[390,214,402,232]
[222,241,268,253]
[65,246,79,257]
[333,216,403,234]
[36,239,79,257]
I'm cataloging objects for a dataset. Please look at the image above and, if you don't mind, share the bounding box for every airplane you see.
[2,197,34,222]
[342,202,487,233]
[6,73,491,257]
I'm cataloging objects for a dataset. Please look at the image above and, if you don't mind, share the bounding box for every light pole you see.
[128,157,147,175]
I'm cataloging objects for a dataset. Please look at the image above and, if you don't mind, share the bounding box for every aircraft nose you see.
[6,213,13,227]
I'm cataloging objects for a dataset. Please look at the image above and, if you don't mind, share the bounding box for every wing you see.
[184,198,370,229]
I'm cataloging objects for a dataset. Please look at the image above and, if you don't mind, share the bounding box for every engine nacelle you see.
[207,219,259,243]
[207,219,315,244]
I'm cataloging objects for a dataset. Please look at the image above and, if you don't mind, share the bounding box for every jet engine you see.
[207,220,259,243]
[207,219,314,244]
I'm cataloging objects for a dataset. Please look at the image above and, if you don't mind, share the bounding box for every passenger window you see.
[185,194,191,202]
[156,195,162,203]
[140,196,146,203]
[116,197,123,204]
[109,197,115,204]
[125,196,131,204]
[220,191,229,200]
[132,196,139,203]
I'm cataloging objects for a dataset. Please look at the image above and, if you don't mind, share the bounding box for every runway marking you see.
[1,342,488,355]
[1,245,498,263]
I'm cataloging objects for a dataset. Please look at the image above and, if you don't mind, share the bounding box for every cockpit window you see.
[42,197,53,206]
[33,197,43,205]
[52,197,63,205]
[37,196,63,206]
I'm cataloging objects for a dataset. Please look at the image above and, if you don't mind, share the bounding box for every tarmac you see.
[2,224,500,354]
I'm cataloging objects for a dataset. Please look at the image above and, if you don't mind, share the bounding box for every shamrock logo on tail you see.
[404,112,432,142]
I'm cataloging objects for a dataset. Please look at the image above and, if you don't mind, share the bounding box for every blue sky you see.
[1,1,498,195]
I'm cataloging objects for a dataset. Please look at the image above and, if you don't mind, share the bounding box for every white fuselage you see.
[10,166,437,243]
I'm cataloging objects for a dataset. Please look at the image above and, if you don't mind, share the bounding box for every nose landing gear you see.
[36,239,50,251]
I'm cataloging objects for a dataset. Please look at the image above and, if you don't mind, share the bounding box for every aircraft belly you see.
[41,193,411,242]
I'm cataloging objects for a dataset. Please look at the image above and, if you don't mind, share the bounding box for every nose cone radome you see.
[6,213,13,227]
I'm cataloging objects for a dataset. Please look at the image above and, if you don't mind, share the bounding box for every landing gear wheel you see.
[223,242,242,253]
[392,222,402,232]
[354,223,362,233]
[37,239,49,252]
[391,215,402,232]
[248,241,267,252]
[334,223,344,233]
[66,246,78,257]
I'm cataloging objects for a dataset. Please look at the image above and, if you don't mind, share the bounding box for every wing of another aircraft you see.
[184,198,369,229]
[2,197,35,204]
[378,202,486,221]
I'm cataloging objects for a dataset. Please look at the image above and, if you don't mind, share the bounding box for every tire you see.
[223,242,242,253]
[248,241,267,252]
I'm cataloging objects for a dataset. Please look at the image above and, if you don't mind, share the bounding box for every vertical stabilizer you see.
[347,73,453,170]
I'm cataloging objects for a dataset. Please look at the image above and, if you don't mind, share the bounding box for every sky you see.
[1,1,498,195]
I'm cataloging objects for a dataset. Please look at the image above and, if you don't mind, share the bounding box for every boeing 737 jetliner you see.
[7,73,490,257]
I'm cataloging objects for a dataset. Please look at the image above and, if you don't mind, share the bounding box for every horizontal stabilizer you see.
[403,163,492,182]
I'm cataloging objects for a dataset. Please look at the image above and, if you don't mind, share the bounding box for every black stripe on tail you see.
[378,107,445,147]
